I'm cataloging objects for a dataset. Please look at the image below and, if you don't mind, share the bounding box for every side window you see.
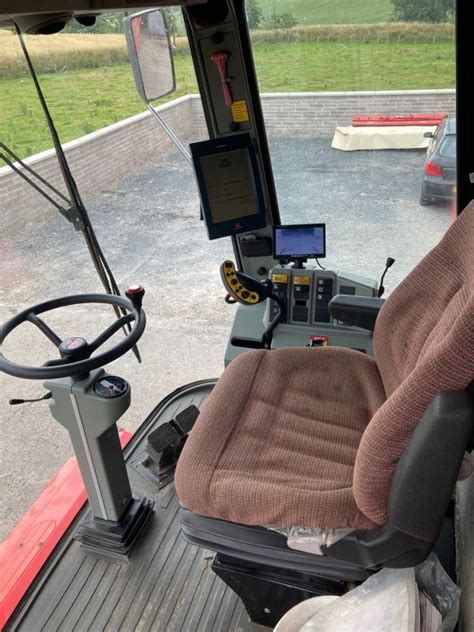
[438,135,456,158]
[432,121,446,152]
[251,0,456,288]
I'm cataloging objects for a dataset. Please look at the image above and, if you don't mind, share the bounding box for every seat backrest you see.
[354,203,474,525]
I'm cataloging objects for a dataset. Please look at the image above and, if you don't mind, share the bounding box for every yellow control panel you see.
[221,261,260,304]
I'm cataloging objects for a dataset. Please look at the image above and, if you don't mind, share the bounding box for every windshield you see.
[250,0,455,286]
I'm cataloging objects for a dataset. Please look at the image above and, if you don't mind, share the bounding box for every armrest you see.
[328,294,385,331]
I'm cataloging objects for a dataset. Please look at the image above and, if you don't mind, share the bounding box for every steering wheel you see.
[0,292,146,380]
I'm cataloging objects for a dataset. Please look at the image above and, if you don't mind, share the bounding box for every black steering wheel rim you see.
[0,294,146,380]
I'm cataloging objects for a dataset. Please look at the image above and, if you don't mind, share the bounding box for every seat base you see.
[179,507,370,582]
[212,554,344,629]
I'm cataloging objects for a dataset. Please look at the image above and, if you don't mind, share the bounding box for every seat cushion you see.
[175,347,386,530]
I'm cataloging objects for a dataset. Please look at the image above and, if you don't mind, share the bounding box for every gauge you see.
[94,375,129,398]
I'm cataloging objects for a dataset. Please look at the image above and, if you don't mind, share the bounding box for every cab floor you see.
[10,381,265,632]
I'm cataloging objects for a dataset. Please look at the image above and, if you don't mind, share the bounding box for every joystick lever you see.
[220,261,286,349]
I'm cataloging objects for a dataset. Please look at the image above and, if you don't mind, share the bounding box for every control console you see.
[225,265,378,365]
[266,267,375,328]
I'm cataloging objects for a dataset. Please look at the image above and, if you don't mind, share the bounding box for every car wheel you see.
[419,193,432,206]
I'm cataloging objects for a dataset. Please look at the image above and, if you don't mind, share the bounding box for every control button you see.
[340,285,356,295]
[250,294,257,300]
[241,290,250,299]
[315,310,331,323]
[293,314,308,323]
[294,276,311,285]
[230,278,238,285]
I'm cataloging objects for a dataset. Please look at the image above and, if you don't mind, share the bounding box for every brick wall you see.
[1,90,455,233]
[260,89,456,136]
[0,95,195,233]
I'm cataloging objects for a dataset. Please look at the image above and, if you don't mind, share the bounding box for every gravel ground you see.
[0,137,451,541]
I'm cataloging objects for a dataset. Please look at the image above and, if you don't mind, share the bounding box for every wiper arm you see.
[11,24,141,364]
[0,149,80,228]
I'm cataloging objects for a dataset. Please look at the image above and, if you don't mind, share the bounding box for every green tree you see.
[275,12,297,28]
[391,0,454,22]
[65,13,125,33]
[162,8,184,45]
[246,0,263,29]
[262,0,297,31]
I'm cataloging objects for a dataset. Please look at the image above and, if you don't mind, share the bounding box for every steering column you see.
[0,288,154,558]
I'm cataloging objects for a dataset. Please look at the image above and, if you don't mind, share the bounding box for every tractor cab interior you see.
[0,0,473,630]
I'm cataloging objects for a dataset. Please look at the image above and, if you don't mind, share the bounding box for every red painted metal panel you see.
[0,430,132,630]
[352,113,448,127]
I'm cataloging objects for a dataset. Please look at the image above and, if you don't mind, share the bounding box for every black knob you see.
[59,336,89,360]
[126,285,145,310]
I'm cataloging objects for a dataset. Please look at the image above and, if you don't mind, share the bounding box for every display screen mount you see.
[190,134,267,240]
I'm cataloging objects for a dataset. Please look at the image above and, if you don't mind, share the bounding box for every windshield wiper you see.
[5,25,141,363]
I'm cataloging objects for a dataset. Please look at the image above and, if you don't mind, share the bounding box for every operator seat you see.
[175,203,474,575]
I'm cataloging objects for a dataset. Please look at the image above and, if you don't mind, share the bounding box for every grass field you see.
[0,33,455,160]
[259,0,393,25]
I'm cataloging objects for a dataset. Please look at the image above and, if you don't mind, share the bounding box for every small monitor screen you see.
[200,149,258,224]
[274,224,326,259]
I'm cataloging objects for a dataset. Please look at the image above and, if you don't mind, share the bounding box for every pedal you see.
[173,405,200,435]
[140,405,200,489]
[147,423,180,462]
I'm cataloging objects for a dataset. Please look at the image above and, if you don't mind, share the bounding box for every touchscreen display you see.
[200,149,258,224]
[274,225,326,259]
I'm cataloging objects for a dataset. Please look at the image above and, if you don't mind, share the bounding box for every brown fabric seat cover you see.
[176,347,384,528]
[175,204,474,529]
[354,202,474,524]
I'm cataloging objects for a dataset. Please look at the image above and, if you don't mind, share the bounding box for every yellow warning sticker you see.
[231,100,250,123]
[272,274,289,283]
[294,276,311,285]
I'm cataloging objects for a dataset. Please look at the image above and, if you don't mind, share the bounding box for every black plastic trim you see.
[456,0,474,214]
[389,389,473,542]
[179,507,370,581]
[328,294,384,331]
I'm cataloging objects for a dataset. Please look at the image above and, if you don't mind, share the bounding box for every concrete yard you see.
[0,137,451,541]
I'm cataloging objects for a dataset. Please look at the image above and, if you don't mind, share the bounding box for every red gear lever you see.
[211,52,233,107]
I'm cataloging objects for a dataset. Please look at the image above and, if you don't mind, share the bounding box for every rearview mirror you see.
[423,131,434,139]
[124,9,176,103]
